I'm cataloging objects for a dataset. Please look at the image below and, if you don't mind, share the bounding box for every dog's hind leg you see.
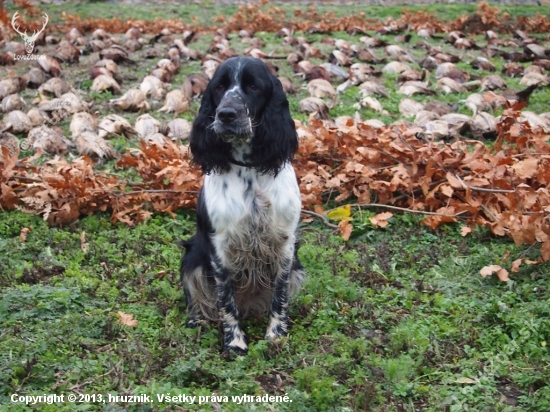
[180,235,217,327]
[182,276,205,328]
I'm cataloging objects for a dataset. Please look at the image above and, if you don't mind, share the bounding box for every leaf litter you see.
[3,101,549,265]
[2,1,550,278]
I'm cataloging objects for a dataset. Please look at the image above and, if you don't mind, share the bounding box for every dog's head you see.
[190,57,297,175]
[209,58,271,143]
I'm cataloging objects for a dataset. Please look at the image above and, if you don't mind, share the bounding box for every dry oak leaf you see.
[541,241,550,261]
[117,311,138,327]
[370,212,393,228]
[1,182,18,209]
[339,220,353,241]
[446,172,463,189]
[511,258,523,273]
[422,207,458,230]
[511,157,539,180]
[440,184,454,198]
[461,226,472,237]
[20,227,32,243]
[480,265,510,282]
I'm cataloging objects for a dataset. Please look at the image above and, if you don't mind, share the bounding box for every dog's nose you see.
[217,107,238,123]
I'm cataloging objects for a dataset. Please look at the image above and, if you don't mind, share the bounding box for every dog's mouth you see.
[213,119,253,143]
[213,94,254,142]
[213,108,254,142]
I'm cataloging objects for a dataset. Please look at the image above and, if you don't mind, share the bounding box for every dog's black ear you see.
[189,85,232,174]
[250,74,298,176]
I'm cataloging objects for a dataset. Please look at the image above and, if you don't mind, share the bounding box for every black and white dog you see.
[181,57,305,355]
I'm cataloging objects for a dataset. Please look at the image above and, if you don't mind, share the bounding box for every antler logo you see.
[11,11,49,55]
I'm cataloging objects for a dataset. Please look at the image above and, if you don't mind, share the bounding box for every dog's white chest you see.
[203,164,301,277]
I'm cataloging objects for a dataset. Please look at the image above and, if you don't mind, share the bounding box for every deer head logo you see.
[11,11,49,55]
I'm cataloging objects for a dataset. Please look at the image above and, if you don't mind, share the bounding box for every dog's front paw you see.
[222,327,248,357]
[265,316,289,340]
[222,336,249,357]
[265,328,288,340]
[221,344,249,359]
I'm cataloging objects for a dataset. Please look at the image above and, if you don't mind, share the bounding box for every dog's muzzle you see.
[213,92,253,142]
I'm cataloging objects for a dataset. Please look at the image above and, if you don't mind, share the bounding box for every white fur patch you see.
[203,162,302,317]
[223,312,248,350]
[265,313,287,340]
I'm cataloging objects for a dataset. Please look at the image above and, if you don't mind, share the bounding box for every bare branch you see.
[325,203,469,218]
[300,209,339,229]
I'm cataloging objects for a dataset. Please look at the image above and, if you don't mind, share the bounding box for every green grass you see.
[1,210,549,411]
[2,2,550,411]
[7,3,550,27]
[6,2,238,26]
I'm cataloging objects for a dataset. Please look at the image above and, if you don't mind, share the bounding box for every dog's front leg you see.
[265,266,291,340]
[214,265,248,355]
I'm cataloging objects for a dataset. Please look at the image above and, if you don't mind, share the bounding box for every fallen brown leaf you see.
[117,311,138,327]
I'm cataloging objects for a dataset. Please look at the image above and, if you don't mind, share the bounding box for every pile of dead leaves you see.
[3,1,550,277]
[2,101,550,268]
[3,2,547,37]
[295,101,550,266]
[216,2,550,35]
[1,139,201,226]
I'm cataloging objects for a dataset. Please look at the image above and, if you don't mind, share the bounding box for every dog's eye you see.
[248,84,258,92]
[215,84,225,92]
